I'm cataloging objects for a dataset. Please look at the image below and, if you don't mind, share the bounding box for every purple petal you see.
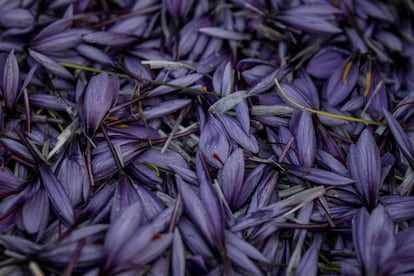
[199,27,251,40]
[217,148,245,209]
[29,49,74,80]
[306,47,346,79]
[22,184,49,236]
[147,74,203,97]
[56,140,89,205]
[217,114,259,153]
[39,165,74,226]
[3,50,20,110]
[0,8,34,28]
[199,115,230,168]
[383,109,414,166]
[176,175,215,245]
[172,229,185,276]
[325,54,360,106]
[295,110,316,167]
[31,29,86,52]
[278,15,341,34]
[347,129,381,207]
[104,201,142,268]
[82,31,137,46]
[80,72,119,136]
[76,44,113,65]
[143,99,192,120]
[134,233,173,265]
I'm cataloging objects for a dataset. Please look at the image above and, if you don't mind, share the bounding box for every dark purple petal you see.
[306,47,346,79]
[147,74,203,97]
[217,148,245,209]
[295,110,316,167]
[82,31,137,46]
[176,175,215,246]
[133,233,173,265]
[31,29,86,52]
[217,114,259,153]
[347,129,381,207]
[76,44,113,65]
[199,27,251,40]
[39,165,74,226]
[110,176,140,222]
[3,50,20,110]
[172,229,185,276]
[143,99,192,120]
[199,115,230,168]
[383,109,414,166]
[278,15,341,34]
[0,168,25,195]
[286,165,354,186]
[104,201,142,268]
[0,8,34,28]
[29,49,74,80]
[56,140,89,205]
[79,72,119,136]
[325,54,360,106]
[21,184,49,236]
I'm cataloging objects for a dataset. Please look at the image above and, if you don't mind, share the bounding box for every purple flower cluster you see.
[0,0,414,275]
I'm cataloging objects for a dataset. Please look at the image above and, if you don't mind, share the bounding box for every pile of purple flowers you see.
[1,0,414,275]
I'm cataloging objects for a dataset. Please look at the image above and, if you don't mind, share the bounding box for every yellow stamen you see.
[363,60,372,97]
[342,61,353,85]
[274,78,383,125]
[47,110,64,131]
[105,116,119,122]
[395,175,404,181]
[146,163,160,177]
